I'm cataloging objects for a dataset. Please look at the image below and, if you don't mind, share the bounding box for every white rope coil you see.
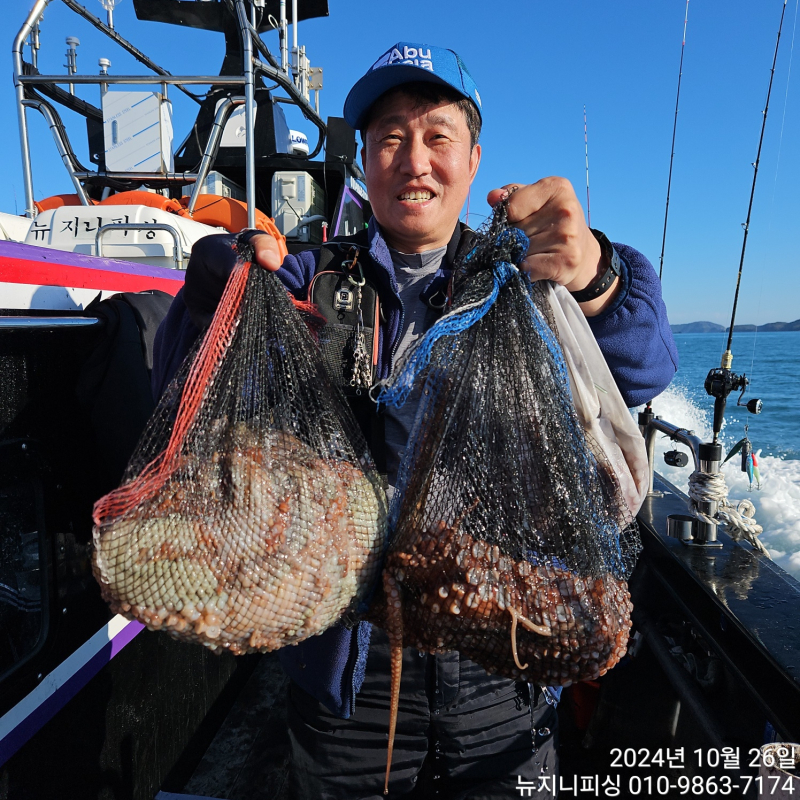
[687,470,769,557]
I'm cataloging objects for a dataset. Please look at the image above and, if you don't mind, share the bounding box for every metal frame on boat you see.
[12,0,328,225]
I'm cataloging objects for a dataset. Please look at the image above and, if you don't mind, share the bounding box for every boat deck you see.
[171,655,291,800]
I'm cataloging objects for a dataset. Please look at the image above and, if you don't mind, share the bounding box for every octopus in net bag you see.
[93,425,386,654]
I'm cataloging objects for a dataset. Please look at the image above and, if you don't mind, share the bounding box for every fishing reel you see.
[704,363,762,441]
[664,449,689,468]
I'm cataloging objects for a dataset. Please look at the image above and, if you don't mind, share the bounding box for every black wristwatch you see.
[569,229,622,303]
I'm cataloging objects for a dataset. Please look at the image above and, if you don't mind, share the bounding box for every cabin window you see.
[0,480,47,678]
[0,326,99,683]
[332,185,366,239]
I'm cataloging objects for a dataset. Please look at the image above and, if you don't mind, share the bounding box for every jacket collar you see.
[366,217,474,300]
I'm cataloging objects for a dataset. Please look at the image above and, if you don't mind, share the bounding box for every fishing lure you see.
[723,427,762,490]
[746,450,761,491]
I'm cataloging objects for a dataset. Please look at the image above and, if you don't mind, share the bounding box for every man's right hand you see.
[249,233,284,272]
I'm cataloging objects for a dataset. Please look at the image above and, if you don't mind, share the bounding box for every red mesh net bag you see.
[92,243,387,654]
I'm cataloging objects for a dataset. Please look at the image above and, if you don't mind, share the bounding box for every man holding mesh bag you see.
[153,41,677,800]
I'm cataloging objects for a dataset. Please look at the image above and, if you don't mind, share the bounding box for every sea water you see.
[640,331,800,580]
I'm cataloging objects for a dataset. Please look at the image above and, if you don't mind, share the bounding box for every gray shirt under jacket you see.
[384,245,447,496]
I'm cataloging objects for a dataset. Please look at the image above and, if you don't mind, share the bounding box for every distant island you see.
[671,320,800,333]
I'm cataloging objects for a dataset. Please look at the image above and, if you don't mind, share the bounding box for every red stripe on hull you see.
[0,254,184,296]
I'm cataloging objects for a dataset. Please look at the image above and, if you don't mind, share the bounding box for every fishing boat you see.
[1,1,798,798]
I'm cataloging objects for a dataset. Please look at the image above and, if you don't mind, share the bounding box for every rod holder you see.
[666,514,695,542]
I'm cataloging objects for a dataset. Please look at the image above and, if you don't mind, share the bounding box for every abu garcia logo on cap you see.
[373,45,434,72]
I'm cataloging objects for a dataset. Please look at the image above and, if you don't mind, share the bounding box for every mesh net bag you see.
[373,202,642,789]
[92,243,387,654]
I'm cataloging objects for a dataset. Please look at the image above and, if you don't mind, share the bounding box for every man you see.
[153,42,677,800]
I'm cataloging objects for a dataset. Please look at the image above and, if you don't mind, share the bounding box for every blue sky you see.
[2,0,799,326]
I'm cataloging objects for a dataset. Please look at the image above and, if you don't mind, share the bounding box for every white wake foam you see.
[638,386,800,580]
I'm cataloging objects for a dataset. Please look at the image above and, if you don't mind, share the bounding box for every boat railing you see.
[95,223,187,270]
[13,0,327,227]
[186,96,245,216]
[0,316,102,328]
[20,97,91,206]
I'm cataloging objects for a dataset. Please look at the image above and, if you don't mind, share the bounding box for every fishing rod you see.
[641,3,691,443]
[704,0,789,443]
[639,3,789,550]
[659,0,690,281]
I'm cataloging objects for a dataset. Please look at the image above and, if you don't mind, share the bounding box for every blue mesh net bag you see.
[373,201,642,788]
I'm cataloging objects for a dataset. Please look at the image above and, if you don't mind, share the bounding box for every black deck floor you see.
[179,654,291,800]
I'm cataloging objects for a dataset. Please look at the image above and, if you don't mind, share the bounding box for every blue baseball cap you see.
[343,42,482,130]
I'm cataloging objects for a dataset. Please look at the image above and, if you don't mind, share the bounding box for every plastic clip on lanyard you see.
[341,248,372,393]
[348,266,372,392]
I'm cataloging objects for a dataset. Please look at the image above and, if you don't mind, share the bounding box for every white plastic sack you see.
[542,282,649,516]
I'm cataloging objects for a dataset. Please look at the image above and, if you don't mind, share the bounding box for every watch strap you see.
[569,229,622,303]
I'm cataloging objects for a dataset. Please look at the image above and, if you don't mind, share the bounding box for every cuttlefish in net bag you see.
[92,241,387,653]
[371,201,649,792]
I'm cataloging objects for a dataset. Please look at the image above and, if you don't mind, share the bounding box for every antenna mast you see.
[659,0,690,280]
[704,0,787,443]
[583,104,591,227]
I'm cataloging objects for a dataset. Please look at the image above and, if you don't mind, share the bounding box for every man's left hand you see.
[487,177,617,316]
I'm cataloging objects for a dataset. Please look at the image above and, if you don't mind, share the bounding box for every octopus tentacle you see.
[383,571,404,796]
[508,606,528,671]
[516,610,552,637]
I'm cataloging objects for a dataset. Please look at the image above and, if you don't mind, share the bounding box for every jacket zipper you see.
[388,297,405,376]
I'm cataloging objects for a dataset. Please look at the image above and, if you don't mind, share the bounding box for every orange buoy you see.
[98,190,189,216]
[179,195,287,258]
[34,193,96,212]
